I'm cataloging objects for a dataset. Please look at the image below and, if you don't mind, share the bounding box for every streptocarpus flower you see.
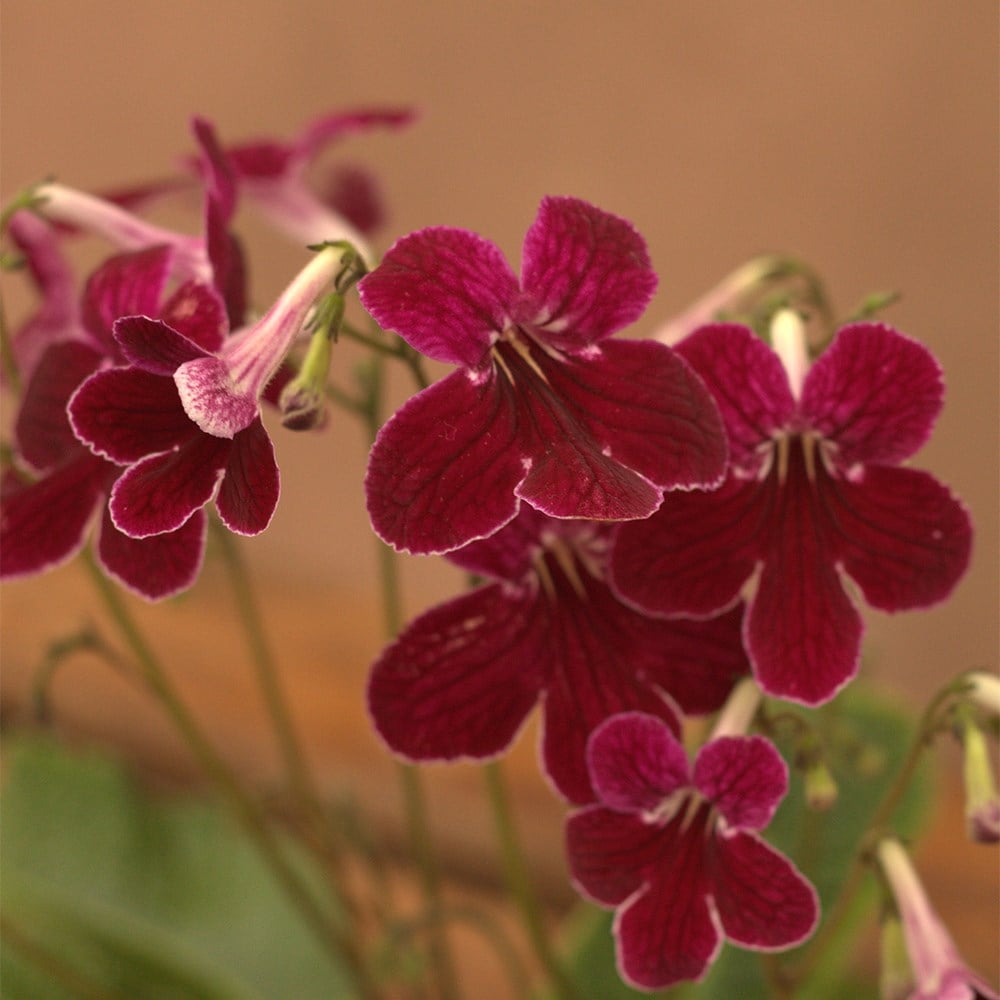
[877,838,998,1000]
[222,106,414,263]
[566,711,818,990]
[68,243,348,543]
[368,506,748,803]
[1,246,226,599]
[610,318,973,705]
[359,196,727,555]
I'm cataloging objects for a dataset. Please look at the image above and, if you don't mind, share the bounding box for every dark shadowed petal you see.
[97,506,206,600]
[16,341,103,471]
[518,197,656,349]
[539,574,682,804]
[747,551,862,706]
[709,830,819,949]
[610,478,760,617]
[0,454,108,578]
[542,339,727,492]
[159,280,228,353]
[635,605,749,715]
[215,419,279,535]
[81,247,171,353]
[365,370,523,554]
[113,315,210,375]
[615,812,720,990]
[693,736,787,829]
[69,368,195,463]
[367,583,547,761]
[587,713,690,814]
[359,227,517,367]
[565,806,664,906]
[444,505,549,581]
[829,465,973,611]
[318,164,383,234]
[801,324,944,466]
[109,434,230,537]
[676,324,795,474]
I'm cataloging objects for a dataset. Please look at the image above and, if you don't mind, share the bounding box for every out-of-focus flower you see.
[368,506,748,803]
[359,196,727,555]
[221,106,414,262]
[611,318,972,705]
[1,246,226,599]
[877,838,998,1000]
[566,712,818,989]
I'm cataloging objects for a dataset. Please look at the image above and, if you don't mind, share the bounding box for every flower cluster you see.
[2,108,985,996]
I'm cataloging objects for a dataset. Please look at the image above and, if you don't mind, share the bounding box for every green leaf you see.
[0,735,356,999]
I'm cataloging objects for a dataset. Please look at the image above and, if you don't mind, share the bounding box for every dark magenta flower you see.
[68,244,347,543]
[358,196,728,555]
[611,319,973,705]
[566,711,818,990]
[222,106,414,263]
[1,246,226,599]
[368,506,748,803]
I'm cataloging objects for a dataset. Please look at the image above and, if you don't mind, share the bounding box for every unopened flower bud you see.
[959,715,1000,844]
[804,757,838,811]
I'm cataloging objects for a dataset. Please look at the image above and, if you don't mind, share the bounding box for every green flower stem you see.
[209,520,318,811]
[362,352,459,1000]
[483,761,578,1000]
[80,549,378,999]
[0,286,20,394]
[787,681,960,990]
[209,519,364,933]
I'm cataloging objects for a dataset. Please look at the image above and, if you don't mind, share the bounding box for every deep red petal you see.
[294,107,415,161]
[97,505,206,600]
[676,324,795,474]
[318,164,383,235]
[802,323,943,466]
[69,368,195,463]
[16,341,103,471]
[541,339,727,492]
[610,477,760,617]
[565,806,664,906]
[215,419,279,536]
[615,811,719,989]
[746,543,863,706]
[367,584,546,761]
[586,713,690,814]
[158,280,227,353]
[518,196,656,348]
[113,316,209,375]
[693,736,787,830]
[829,465,973,611]
[81,247,172,352]
[709,831,819,950]
[539,571,682,803]
[109,434,230,537]
[0,454,108,578]
[365,370,523,554]
[358,227,516,367]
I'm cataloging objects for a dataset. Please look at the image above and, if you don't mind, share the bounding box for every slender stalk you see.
[362,352,459,999]
[483,761,578,999]
[80,550,378,998]
[787,684,956,989]
[210,520,316,809]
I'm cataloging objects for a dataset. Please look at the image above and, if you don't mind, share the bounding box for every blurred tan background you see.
[2,0,998,988]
